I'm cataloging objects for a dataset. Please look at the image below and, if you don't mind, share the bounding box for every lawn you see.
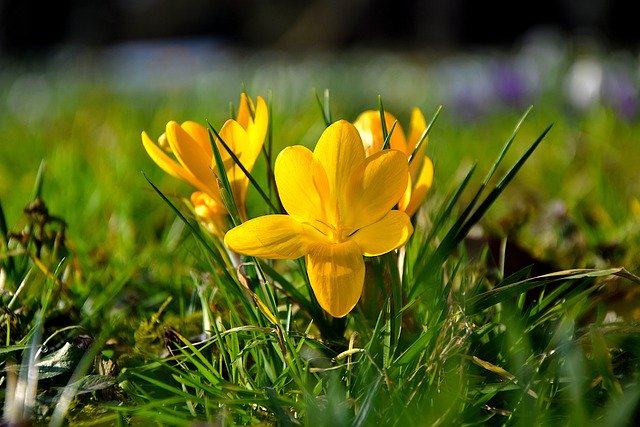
[2,41,640,425]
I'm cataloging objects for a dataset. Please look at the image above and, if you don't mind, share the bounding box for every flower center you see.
[311,219,353,243]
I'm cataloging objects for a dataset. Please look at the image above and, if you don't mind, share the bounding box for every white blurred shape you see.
[565,57,603,110]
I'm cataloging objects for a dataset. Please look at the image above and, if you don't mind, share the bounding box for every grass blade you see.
[0,198,15,275]
[208,123,280,216]
[143,174,226,272]
[315,88,332,127]
[466,268,640,313]
[207,126,242,226]
[409,105,443,163]
[30,159,46,201]
[412,122,552,295]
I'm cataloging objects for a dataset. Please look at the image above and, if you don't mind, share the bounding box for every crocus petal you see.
[141,131,185,180]
[166,121,218,196]
[344,149,408,229]
[231,179,250,221]
[191,191,228,238]
[314,120,366,224]
[275,145,329,223]
[181,121,213,159]
[236,95,268,149]
[306,240,365,318]
[353,110,408,155]
[398,174,412,213]
[249,96,268,150]
[403,156,434,217]
[407,107,427,154]
[219,119,262,178]
[351,210,413,256]
[224,215,312,259]
[218,118,267,221]
[216,120,250,210]
[236,93,254,130]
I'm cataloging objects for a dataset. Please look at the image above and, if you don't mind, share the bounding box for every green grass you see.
[2,52,640,425]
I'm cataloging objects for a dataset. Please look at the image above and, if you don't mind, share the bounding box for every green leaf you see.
[262,93,279,208]
[408,105,443,163]
[411,119,552,298]
[408,163,477,298]
[315,88,332,127]
[208,123,279,216]
[30,159,46,201]
[207,126,242,226]
[36,342,83,379]
[143,173,229,277]
[65,374,118,395]
[393,328,436,365]
[352,375,382,427]
[142,173,257,322]
[0,198,15,275]
[265,386,295,427]
[377,95,397,151]
[383,252,403,357]
[466,268,640,313]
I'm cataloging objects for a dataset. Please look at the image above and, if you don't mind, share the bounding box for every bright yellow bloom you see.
[353,108,434,217]
[224,120,413,317]
[190,191,228,237]
[141,94,268,236]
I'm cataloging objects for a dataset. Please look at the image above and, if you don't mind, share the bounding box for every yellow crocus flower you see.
[190,191,229,237]
[141,94,268,236]
[353,108,434,217]
[224,120,413,317]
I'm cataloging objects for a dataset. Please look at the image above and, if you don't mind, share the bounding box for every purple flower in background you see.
[602,61,638,120]
[492,61,532,108]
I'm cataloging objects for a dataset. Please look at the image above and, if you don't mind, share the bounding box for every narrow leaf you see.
[209,123,279,215]
[0,198,15,274]
[467,268,640,313]
[409,105,443,162]
[207,126,242,226]
[30,159,46,201]
[314,88,332,127]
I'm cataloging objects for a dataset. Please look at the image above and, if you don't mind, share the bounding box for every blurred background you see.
[0,0,638,55]
[1,0,639,123]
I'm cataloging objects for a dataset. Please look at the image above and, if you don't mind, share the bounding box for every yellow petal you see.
[191,191,228,238]
[236,92,254,130]
[216,112,266,221]
[181,121,213,159]
[216,120,249,212]
[224,215,311,259]
[275,145,329,223]
[351,210,413,256]
[345,149,408,229]
[306,240,365,317]
[219,119,262,178]
[211,120,235,173]
[141,131,185,180]
[166,121,218,196]
[249,96,268,150]
[397,173,412,214]
[407,107,427,153]
[230,178,250,221]
[403,156,434,217]
[353,110,408,155]
[313,120,366,224]
[235,94,268,148]
[191,191,226,215]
